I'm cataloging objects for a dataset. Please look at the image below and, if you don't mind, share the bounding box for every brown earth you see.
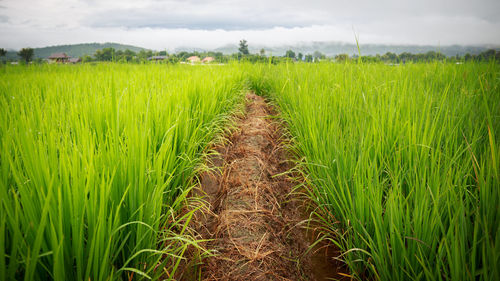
[189,93,348,281]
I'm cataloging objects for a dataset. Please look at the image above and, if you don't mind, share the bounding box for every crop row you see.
[252,62,499,280]
[0,64,245,280]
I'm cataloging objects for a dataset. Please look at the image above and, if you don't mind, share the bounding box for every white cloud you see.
[0,0,499,49]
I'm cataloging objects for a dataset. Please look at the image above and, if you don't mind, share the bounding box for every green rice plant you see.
[0,63,245,280]
[1,60,498,281]
[252,61,499,280]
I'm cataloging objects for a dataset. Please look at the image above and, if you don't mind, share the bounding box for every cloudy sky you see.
[0,0,499,50]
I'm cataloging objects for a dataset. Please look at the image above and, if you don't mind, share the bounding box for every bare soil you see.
[191,93,347,281]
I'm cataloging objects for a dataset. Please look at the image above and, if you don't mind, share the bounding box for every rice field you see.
[252,62,499,280]
[0,64,245,280]
[1,61,499,280]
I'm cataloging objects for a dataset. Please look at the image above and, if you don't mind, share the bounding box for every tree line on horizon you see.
[1,40,499,65]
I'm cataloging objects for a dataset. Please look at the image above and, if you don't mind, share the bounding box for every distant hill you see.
[3,41,498,62]
[210,42,499,57]
[2,43,148,61]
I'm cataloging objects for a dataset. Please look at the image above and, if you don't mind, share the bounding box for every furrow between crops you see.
[187,92,344,281]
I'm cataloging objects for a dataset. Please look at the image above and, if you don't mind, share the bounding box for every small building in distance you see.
[187,56,200,63]
[68,57,81,64]
[201,56,215,63]
[48,53,71,63]
[148,55,168,61]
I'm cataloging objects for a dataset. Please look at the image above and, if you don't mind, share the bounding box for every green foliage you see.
[335,53,349,62]
[313,51,325,60]
[94,47,116,61]
[114,49,136,62]
[476,49,499,61]
[2,61,498,281]
[0,48,6,57]
[238,39,249,56]
[285,50,296,59]
[250,62,500,281]
[382,51,398,61]
[0,63,245,280]
[137,50,153,61]
[17,48,34,63]
[81,55,93,63]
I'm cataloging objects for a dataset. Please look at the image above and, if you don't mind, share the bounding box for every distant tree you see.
[125,49,136,62]
[0,48,6,64]
[214,51,224,62]
[81,55,93,63]
[94,48,116,61]
[477,49,497,61]
[177,51,189,61]
[167,56,180,64]
[297,52,303,61]
[436,52,446,61]
[382,52,398,62]
[335,53,349,62]
[94,49,103,61]
[18,48,34,63]
[398,52,413,63]
[360,55,380,63]
[115,50,124,60]
[425,51,437,61]
[313,51,325,61]
[238,40,249,56]
[137,50,153,61]
[423,51,445,61]
[304,54,313,62]
[285,50,296,59]
[259,48,265,56]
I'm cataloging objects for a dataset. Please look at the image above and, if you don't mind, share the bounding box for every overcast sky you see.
[1,0,499,50]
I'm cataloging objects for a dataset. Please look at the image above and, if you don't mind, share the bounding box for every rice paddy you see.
[1,61,499,280]
[0,64,245,280]
[254,62,500,280]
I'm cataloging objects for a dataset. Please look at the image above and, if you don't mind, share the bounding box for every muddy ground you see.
[189,93,347,281]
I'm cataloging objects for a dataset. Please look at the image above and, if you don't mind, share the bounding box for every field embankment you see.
[192,92,346,280]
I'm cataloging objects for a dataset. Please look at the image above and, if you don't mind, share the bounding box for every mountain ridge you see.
[1,42,148,61]
[2,41,499,61]
[206,42,499,56]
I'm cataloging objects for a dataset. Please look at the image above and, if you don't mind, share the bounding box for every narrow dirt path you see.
[194,93,344,281]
